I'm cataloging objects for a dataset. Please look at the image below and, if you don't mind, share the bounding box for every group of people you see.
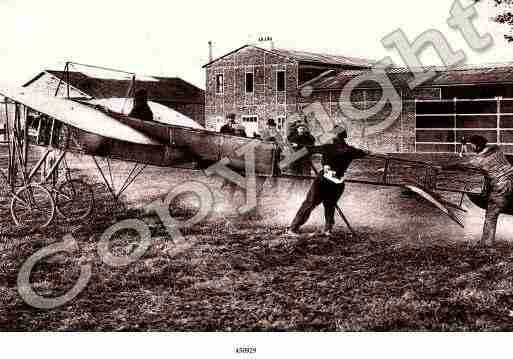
[216,113,513,245]
[219,113,247,137]
[129,99,512,245]
[217,113,371,237]
[216,114,317,216]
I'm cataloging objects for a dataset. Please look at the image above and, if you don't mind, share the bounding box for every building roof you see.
[203,44,372,68]
[24,70,205,103]
[306,68,415,90]
[429,64,513,86]
[269,48,372,68]
[305,63,513,90]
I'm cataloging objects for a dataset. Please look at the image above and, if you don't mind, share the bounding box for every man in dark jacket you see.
[287,123,316,174]
[285,122,316,194]
[287,127,369,236]
[128,89,153,122]
[288,123,315,153]
[260,118,281,191]
[220,114,247,137]
[261,118,278,142]
[220,114,237,135]
[441,135,513,245]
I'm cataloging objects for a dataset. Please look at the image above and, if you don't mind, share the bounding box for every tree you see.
[477,0,513,41]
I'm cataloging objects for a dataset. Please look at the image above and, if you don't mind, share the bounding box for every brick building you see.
[203,43,371,136]
[300,64,513,154]
[205,43,513,155]
[23,70,206,126]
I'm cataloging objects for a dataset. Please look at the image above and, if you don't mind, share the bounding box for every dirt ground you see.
[1,155,513,331]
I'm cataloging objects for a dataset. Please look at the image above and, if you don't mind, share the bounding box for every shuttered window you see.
[277,71,285,92]
[245,73,254,94]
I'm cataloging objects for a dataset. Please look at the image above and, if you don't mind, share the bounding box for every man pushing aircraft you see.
[440,135,513,245]
[286,126,371,237]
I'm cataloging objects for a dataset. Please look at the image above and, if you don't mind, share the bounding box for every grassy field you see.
[1,154,513,331]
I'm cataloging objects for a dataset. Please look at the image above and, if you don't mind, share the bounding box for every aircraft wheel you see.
[55,179,94,221]
[10,184,55,230]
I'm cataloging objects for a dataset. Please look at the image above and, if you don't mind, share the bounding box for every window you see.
[277,71,285,92]
[276,116,286,135]
[245,72,254,94]
[242,115,258,137]
[215,74,224,94]
[242,115,258,123]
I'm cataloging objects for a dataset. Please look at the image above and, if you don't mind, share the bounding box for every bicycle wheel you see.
[55,179,94,221]
[10,184,55,229]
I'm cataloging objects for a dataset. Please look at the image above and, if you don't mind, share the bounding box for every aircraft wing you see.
[345,154,485,195]
[87,98,205,130]
[0,81,159,145]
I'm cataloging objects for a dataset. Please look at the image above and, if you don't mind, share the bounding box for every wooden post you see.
[48,118,56,147]
[4,100,12,185]
[22,105,28,175]
[414,99,417,153]
[362,90,367,147]
[64,62,70,99]
[35,115,42,144]
[453,97,457,154]
[46,118,57,181]
[497,97,501,146]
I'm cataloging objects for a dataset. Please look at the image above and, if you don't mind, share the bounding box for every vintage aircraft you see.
[0,64,506,233]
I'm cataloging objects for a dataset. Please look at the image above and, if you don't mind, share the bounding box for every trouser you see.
[290,175,345,232]
[482,178,513,243]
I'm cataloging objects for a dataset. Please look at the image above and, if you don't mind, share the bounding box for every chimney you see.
[208,41,213,62]
[257,36,274,50]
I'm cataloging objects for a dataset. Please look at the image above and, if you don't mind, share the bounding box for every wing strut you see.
[92,156,147,202]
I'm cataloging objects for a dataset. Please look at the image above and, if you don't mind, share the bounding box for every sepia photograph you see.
[1,0,513,357]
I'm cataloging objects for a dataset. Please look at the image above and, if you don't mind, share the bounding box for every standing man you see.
[128,89,154,122]
[288,122,315,153]
[220,113,247,137]
[260,118,281,191]
[287,122,316,175]
[233,120,247,138]
[261,118,279,142]
[220,114,237,135]
[441,135,513,245]
[287,127,369,237]
[286,122,316,193]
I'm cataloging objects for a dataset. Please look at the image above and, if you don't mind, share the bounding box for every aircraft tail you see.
[403,181,465,228]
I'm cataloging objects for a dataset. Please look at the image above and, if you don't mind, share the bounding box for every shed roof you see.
[429,64,513,86]
[24,70,205,103]
[306,63,513,90]
[307,68,415,90]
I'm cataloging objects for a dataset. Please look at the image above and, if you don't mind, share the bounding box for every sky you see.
[0,0,512,89]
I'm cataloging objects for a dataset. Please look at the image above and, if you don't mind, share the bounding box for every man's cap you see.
[267,118,277,127]
[333,125,348,139]
[468,134,488,149]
